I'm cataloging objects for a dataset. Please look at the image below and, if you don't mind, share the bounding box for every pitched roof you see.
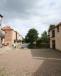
[48,22,61,32]
[2,26,13,30]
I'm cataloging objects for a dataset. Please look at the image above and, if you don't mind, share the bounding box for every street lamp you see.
[0,14,5,48]
[0,14,3,27]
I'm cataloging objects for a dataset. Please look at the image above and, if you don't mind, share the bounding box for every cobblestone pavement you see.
[0,48,61,76]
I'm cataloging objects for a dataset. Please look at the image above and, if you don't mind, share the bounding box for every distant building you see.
[2,26,23,46]
[48,23,61,50]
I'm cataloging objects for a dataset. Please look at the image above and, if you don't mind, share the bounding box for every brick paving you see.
[0,48,61,76]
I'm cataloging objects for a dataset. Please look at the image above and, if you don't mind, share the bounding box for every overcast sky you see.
[0,0,61,37]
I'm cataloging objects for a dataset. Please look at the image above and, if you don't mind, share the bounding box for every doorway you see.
[52,40,55,49]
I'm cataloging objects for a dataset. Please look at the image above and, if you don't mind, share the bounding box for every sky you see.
[0,0,61,37]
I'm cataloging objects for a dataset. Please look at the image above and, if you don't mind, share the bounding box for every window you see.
[52,30,55,37]
[57,26,59,32]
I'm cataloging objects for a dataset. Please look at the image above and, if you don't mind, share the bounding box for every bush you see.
[36,43,49,48]
[40,43,49,48]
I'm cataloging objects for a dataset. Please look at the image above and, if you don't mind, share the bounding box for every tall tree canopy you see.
[25,28,38,44]
[41,31,49,43]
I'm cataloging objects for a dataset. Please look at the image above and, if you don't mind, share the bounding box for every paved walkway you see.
[31,49,61,59]
[31,49,61,76]
[0,48,61,76]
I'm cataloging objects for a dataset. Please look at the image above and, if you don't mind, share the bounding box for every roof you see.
[48,22,61,32]
[2,26,13,31]
[2,25,23,39]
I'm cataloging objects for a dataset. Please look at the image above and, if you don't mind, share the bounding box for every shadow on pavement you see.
[31,49,61,76]
[31,49,61,59]
[32,60,61,76]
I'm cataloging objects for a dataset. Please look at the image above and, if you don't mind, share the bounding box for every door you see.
[52,40,55,49]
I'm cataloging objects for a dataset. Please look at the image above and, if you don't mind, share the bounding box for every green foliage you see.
[36,38,42,48]
[25,29,49,48]
[39,43,49,48]
[25,28,38,44]
[41,31,49,43]
[36,31,49,48]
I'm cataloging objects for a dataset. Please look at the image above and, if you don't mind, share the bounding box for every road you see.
[0,48,61,76]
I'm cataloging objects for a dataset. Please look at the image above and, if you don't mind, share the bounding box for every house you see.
[48,23,61,50]
[2,26,23,46]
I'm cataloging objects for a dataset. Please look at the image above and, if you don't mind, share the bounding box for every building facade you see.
[48,23,61,51]
[2,26,23,46]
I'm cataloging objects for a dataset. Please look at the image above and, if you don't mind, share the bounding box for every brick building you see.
[2,26,23,46]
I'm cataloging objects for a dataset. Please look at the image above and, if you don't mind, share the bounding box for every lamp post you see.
[0,14,5,48]
[0,14,3,28]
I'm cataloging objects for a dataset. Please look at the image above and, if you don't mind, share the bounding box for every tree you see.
[36,38,42,48]
[36,31,49,48]
[41,31,49,43]
[25,28,38,44]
